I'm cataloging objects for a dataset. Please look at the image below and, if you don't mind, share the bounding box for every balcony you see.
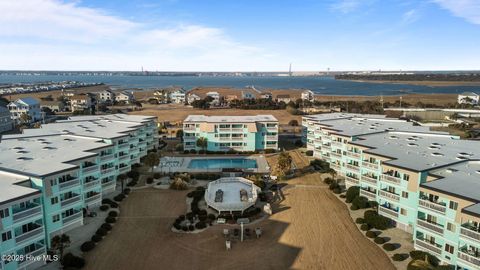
[362,161,379,170]
[84,179,100,190]
[266,126,278,131]
[83,165,99,174]
[361,175,378,185]
[101,167,115,175]
[360,189,376,200]
[322,144,331,150]
[183,126,196,131]
[15,226,43,244]
[118,142,129,149]
[100,154,114,162]
[460,224,480,242]
[231,137,244,141]
[330,163,340,170]
[381,174,401,185]
[63,211,82,225]
[266,135,277,141]
[60,195,81,207]
[184,136,196,141]
[378,190,400,202]
[231,128,244,132]
[119,166,130,174]
[418,199,446,214]
[331,141,343,147]
[346,164,360,172]
[85,193,102,204]
[12,205,42,222]
[415,238,442,255]
[18,247,46,267]
[417,219,444,235]
[379,205,399,218]
[458,248,480,267]
[331,152,342,159]
[119,154,130,161]
[219,137,231,141]
[58,178,80,191]
[346,151,361,159]
[102,180,116,189]
[345,175,360,185]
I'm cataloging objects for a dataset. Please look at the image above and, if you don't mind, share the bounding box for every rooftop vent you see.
[476,170,480,175]
[431,152,444,157]
[456,156,468,160]
[458,152,472,157]
[428,146,439,150]
[446,168,458,173]
[387,127,395,131]
[13,146,24,150]
[407,143,418,147]
[389,135,398,139]
[17,157,33,161]
[16,150,29,154]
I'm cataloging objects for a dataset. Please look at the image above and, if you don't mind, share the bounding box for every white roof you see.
[205,177,260,212]
[184,114,278,123]
[0,172,40,204]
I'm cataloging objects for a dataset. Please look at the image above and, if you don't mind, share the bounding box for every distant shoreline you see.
[338,79,480,87]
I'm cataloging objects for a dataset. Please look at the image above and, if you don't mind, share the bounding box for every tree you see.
[19,112,31,124]
[51,234,71,262]
[176,129,184,141]
[144,152,160,172]
[277,151,293,176]
[196,137,208,152]
[326,167,337,179]
[117,174,127,192]
[288,120,299,126]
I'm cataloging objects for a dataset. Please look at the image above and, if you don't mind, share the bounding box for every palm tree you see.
[117,174,127,192]
[144,152,160,172]
[196,137,208,152]
[277,151,293,176]
[51,234,70,262]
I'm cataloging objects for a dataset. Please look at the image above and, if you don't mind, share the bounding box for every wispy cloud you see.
[0,0,272,71]
[402,9,420,25]
[330,0,376,14]
[433,0,480,25]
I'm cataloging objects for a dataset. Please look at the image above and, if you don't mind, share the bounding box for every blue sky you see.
[0,0,479,71]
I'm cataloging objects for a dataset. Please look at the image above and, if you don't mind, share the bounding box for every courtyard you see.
[84,173,394,270]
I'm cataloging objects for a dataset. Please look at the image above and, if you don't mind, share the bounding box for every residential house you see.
[115,91,135,104]
[187,93,201,104]
[169,90,186,104]
[96,90,115,103]
[260,92,273,100]
[301,90,315,102]
[458,92,479,105]
[70,94,93,112]
[7,97,41,124]
[276,95,291,104]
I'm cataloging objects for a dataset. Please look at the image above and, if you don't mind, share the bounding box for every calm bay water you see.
[0,74,476,96]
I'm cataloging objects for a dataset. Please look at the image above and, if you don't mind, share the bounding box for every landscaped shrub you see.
[91,234,102,242]
[352,196,369,209]
[109,202,119,208]
[392,253,409,261]
[80,241,95,252]
[96,228,107,237]
[114,194,125,202]
[183,150,189,154]
[123,188,131,195]
[355,218,365,224]
[62,253,85,268]
[345,186,360,203]
[153,173,161,179]
[105,217,116,223]
[368,200,379,208]
[323,177,334,185]
[333,187,341,194]
[181,226,188,231]
[265,148,276,154]
[108,211,118,218]
[350,204,359,210]
[173,223,181,230]
[189,149,197,154]
[383,243,397,251]
[102,198,113,204]
[364,210,391,230]
[207,213,216,220]
[198,150,205,154]
[360,224,370,231]
[146,177,154,184]
[409,250,440,267]
[189,225,194,231]
[374,237,385,244]
[339,194,346,198]
[305,150,313,156]
[365,231,377,238]
[195,221,207,229]
[127,171,140,181]
[329,182,339,190]
[101,223,112,231]
[99,204,109,211]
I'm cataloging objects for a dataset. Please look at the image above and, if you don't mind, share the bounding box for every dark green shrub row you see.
[99,204,109,211]
[365,231,377,238]
[91,234,102,242]
[146,177,154,184]
[355,218,365,224]
[80,241,95,252]
[374,237,385,244]
[364,210,392,230]
[345,186,360,203]
[108,211,118,218]
[360,224,370,231]
[62,253,85,268]
[191,173,221,180]
[383,243,397,251]
[305,150,313,156]
[105,217,117,224]
[392,253,409,261]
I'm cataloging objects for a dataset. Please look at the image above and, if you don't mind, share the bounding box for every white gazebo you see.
[205,177,261,214]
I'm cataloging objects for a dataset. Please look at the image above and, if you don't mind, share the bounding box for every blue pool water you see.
[188,158,257,169]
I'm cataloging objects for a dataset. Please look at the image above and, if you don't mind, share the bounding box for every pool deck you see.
[205,177,261,212]
[156,155,270,174]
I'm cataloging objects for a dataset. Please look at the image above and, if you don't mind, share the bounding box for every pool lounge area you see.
[157,156,270,174]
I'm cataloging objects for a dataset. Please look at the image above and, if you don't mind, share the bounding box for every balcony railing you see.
[360,189,376,200]
[346,151,361,159]
[266,136,277,140]
[415,239,442,255]
[102,180,116,189]
[346,164,360,172]
[331,141,343,147]
[118,143,129,149]
[15,226,43,244]
[184,136,196,141]
[330,163,340,170]
[231,137,244,141]
[345,176,360,185]
[119,155,130,161]
[418,199,446,214]
[84,179,100,190]
[60,195,81,207]
[417,219,444,235]
[119,166,130,173]
[63,211,82,225]
[12,205,42,222]
[231,128,244,132]
[59,178,80,191]
[379,205,399,218]
[362,161,379,170]
[83,165,99,174]
[378,190,400,202]
[381,174,402,185]
[331,152,342,159]
[361,175,378,185]
[219,137,231,141]
[458,249,480,267]
[101,167,115,175]
[183,126,196,131]
[460,225,480,242]
[100,154,114,162]
[85,193,102,204]
[18,247,46,267]
[322,144,332,150]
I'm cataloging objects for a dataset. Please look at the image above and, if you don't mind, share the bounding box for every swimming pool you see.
[187,158,258,169]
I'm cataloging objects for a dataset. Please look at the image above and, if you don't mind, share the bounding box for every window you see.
[403,174,410,181]
[402,191,409,199]
[51,197,59,205]
[400,208,407,216]
[50,179,56,186]
[449,201,458,210]
[0,208,9,218]
[52,214,60,223]
[447,222,456,232]
[444,244,454,254]
[1,231,12,242]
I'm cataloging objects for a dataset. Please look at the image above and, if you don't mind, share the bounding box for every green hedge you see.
[365,231,377,238]
[374,237,385,244]
[383,243,397,251]
[80,241,95,252]
[392,253,409,261]
[345,186,360,203]
[355,218,365,224]
[360,223,370,231]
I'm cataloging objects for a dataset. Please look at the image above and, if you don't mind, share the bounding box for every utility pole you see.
[380,95,384,109]
[399,96,402,108]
